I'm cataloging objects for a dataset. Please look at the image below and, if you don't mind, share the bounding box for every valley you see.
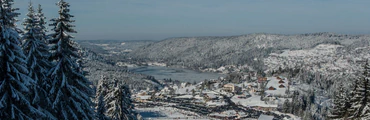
[77,33,370,119]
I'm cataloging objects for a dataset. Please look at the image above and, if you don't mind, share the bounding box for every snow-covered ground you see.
[231,94,278,108]
[206,101,228,107]
[136,107,210,120]
[265,77,290,96]
[209,110,248,118]
[230,77,295,110]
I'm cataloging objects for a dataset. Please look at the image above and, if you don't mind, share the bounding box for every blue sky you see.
[14,0,370,40]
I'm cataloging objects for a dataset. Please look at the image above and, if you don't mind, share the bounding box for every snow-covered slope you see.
[128,33,370,71]
[265,44,355,74]
[77,44,163,91]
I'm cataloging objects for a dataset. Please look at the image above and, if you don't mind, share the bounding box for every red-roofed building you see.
[268,86,276,90]
[279,84,285,88]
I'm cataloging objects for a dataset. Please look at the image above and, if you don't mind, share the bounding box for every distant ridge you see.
[128,33,370,71]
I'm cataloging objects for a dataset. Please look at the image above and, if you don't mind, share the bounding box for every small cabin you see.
[204,93,218,101]
[136,95,152,103]
[258,114,274,120]
[279,84,286,88]
[258,77,268,83]
[268,86,276,90]
[278,80,285,84]
[223,83,241,93]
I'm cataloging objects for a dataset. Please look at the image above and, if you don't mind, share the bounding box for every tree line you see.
[0,0,137,119]
[330,61,370,120]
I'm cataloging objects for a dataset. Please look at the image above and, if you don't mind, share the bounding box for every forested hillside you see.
[78,46,163,91]
[128,33,368,71]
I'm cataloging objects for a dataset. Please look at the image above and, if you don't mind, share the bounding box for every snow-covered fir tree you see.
[0,0,45,119]
[35,4,48,44]
[105,79,137,120]
[349,61,370,119]
[95,76,109,119]
[281,99,290,113]
[47,0,95,119]
[95,76,109,103]
[329,83,350,119]
[96,94,109,120]
[21,2,54,119]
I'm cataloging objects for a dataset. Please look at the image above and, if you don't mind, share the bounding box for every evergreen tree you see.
[95,76,109,103]
[191,89,196,97]
[96,94,109,120]
[48,0,95,119]
[95,76,110,119]
[0,0,45,119]
[105,80,137,120]
[290,91,299,114]
[303,105,313,120]
[362,61,370,118]
[349,61,370,119]
[35,4,48,44]
[21,2,54,119]
[282,99,290,113]
[329,83,348,119]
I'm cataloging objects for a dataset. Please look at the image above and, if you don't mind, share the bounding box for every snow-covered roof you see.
[175,85,196,95]
[138,95,151,100]
[231,95,278,108]
[209,110,238,117]
[206,101,227,106]
[206,93,217,99]
[174,95,193,99]
[258,114,274,120]
[224,83,236,87]
[265,77,289,96]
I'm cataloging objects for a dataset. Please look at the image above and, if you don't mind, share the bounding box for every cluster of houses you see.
[267,76,286,90]
[133,73,293,119]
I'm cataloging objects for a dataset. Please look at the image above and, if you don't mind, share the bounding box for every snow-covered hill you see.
[127,33,370,71]
[265,44,354,74]
[76,44,163,91]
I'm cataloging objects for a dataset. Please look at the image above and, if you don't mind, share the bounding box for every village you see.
[133,71,297,120]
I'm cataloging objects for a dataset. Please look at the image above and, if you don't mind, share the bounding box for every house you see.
[268,86,276,90]
[247,83,258,92]
[137,90,148,96]
[258,114,274,120]
[204,93,218,101]
[161,86,175,95]
[247,83,258,88]
[258,77,267,83]
[223,83,241,93]
[263,94,277,102]
[279,84,286,88]
[276,76,282,80]
[154,93,165,99]
[136,95,152,103]
[181,82,190,88]
[278,80,285,84]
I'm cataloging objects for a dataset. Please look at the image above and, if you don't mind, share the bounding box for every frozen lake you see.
[128,66,224,83]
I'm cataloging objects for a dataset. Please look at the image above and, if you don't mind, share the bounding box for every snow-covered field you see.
[136,107,210,120]
[231,94,278,108]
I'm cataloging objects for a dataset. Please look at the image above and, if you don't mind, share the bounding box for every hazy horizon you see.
[14,0,370,40]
